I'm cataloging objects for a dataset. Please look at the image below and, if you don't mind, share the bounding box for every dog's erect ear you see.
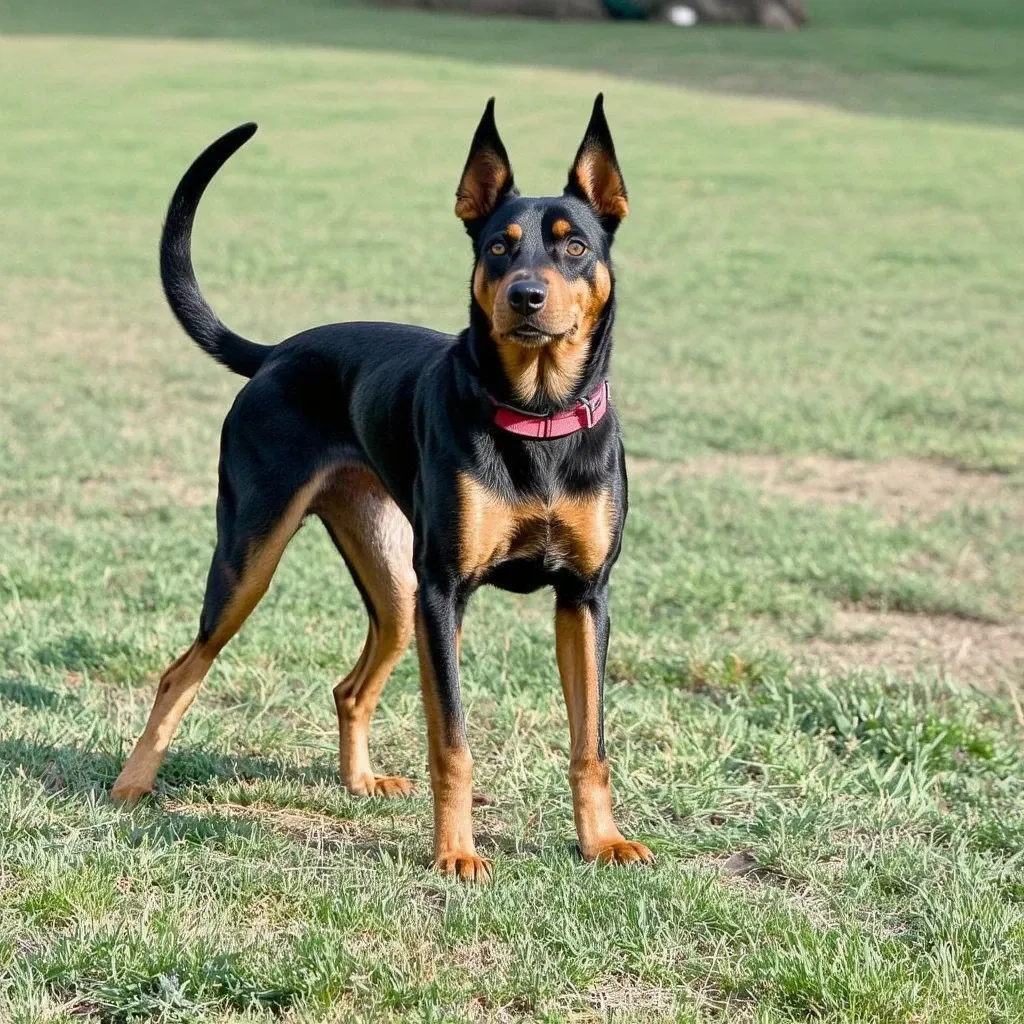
[455,98,517,237]
[565,94,628,232]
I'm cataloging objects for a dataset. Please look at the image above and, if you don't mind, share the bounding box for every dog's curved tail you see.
[160,123,273,378]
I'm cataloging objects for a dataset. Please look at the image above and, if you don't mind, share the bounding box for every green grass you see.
[2,1,1024,1020]
[3,0,1024,128]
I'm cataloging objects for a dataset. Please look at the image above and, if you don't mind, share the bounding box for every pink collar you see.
[490,381,610,439]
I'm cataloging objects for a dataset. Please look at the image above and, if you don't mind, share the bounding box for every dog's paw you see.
[347,773,415,798]
[109,782,153,806]
[436,852,493,883]
[593,839,655,866]
[369,775,415,798]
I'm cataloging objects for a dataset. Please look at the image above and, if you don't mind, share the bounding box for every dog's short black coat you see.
[111,96,653,880]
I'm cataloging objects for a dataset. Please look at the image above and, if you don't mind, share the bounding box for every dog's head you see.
[456,95,627,407]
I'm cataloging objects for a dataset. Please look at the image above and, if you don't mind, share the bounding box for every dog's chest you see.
[457,473,614,581]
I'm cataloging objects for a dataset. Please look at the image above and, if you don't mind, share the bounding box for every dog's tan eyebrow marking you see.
[551,219,572,239]
[505,223,523,241]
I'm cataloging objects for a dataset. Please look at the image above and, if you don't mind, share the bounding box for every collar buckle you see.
[577,381,608,428]
[578,393,597,428]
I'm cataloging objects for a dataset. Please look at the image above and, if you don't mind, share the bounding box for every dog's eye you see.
[566,240,587,257]
[489,241,507,257]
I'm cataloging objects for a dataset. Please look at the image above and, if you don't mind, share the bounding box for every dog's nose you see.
[507,279,547,316]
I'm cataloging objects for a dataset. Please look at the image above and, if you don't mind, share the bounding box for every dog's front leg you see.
[555,587,654,867]
[415,576,490,882]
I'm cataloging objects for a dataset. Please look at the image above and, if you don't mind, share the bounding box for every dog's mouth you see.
[502,320,576,347]
[511,324,552,343]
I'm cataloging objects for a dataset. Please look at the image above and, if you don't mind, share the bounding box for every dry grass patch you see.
[632,454,1024,689]
[631,454,1020,523]
[798,608,1024,692]
[162,798,412,852]
[554,976,681,1023]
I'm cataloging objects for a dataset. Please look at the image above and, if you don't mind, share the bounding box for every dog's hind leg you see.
[110,471,327,805]
[314,465,417,798]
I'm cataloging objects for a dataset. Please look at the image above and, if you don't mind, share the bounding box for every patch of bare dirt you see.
[797,609,1024,691]
[631,454,1019,522]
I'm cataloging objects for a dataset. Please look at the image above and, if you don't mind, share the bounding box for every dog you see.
[110,95,653,881]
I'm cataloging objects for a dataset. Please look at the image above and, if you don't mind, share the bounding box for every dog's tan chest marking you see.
[457,473,614,581]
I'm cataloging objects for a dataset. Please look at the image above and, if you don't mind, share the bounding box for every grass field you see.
[2,0,1024,1020]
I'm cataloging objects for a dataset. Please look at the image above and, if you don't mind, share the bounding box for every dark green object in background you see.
[602,0,650,16]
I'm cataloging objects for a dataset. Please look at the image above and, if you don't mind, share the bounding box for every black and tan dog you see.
[111,96,653,881]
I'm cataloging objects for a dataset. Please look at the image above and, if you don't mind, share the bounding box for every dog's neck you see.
[464,299,615,417]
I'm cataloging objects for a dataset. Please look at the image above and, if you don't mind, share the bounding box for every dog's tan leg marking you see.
[416,609,490,882]
[109,641,213,804]
[316,467,416,798]
[110,475,327,806]
[555,604,653,866]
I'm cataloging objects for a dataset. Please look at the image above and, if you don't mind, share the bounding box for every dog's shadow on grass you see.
[0,736,337,795]
[121,805,405,865]
[0,736,410,862]
[0,678,65,709]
